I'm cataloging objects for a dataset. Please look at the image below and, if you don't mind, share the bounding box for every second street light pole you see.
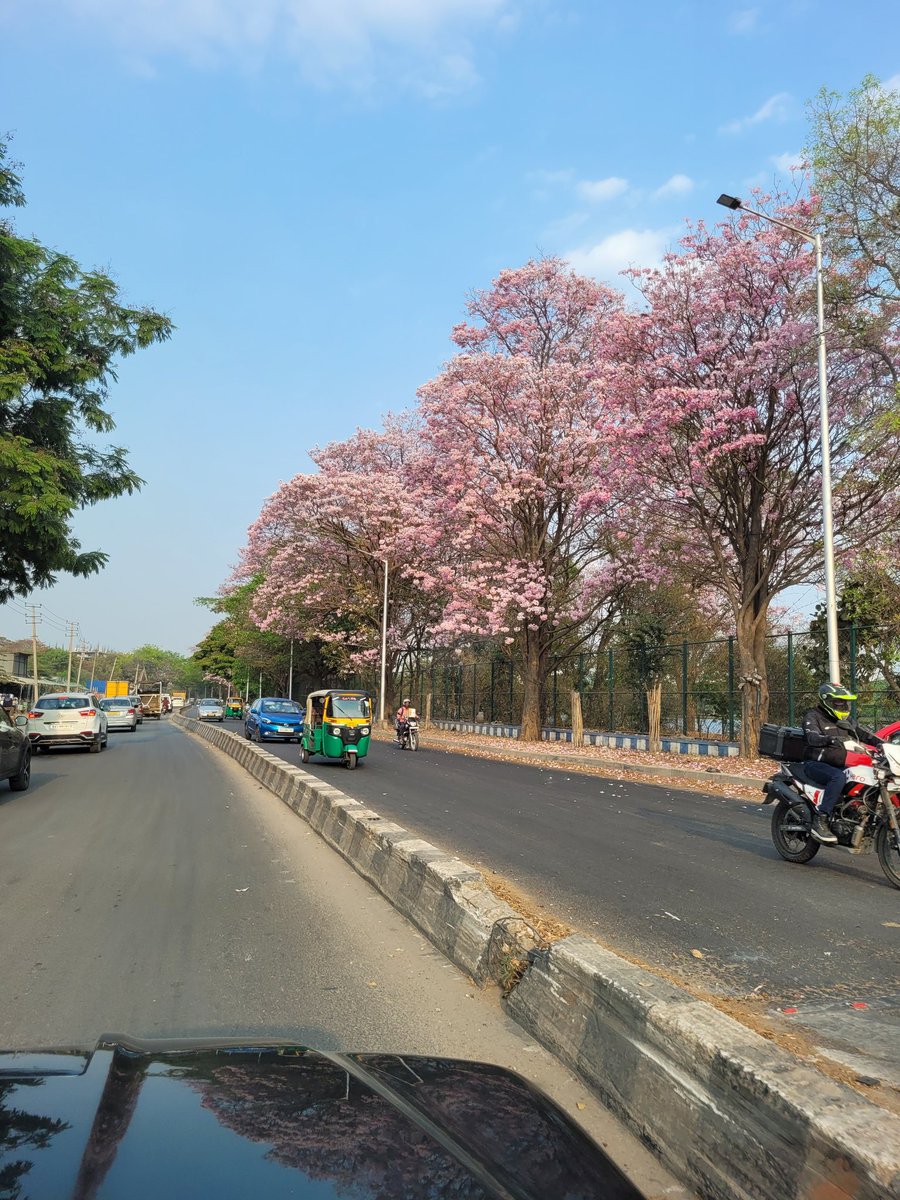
[717,193,841,684]
[380,558,389,726]
[813,230,841,686]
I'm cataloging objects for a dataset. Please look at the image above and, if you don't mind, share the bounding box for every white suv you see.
[27,693,109,754]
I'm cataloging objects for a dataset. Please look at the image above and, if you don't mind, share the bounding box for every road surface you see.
[238,720,900,1090]
[0,717,685,1198]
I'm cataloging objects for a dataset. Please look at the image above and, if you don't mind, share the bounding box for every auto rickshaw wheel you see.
[345,751,357,770]
[299,747,309,763]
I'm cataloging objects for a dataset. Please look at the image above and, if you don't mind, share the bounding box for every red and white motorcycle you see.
[763,738,900,889]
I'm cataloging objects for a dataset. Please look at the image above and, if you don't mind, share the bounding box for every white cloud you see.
[720,91,792,135]
[577,176,629,202]
[771,151,804,173]
[653,173,694,199]
[41,0,509,92]
[565,227,673,283]
[729,7,759,34]
[883,73,900,92]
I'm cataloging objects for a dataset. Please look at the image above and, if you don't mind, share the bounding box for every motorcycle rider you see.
[802,682,882,844]
[396,698,413,743]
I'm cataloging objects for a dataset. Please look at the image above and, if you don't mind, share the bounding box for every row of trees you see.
[36,642,206,693]
[227,82,900,755]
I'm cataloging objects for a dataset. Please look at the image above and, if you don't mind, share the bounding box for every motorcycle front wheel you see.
[771,800,820,864]
[409,729,418,751]
[875,823,900,890]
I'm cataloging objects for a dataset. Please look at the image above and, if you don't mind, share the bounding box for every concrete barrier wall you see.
[177,716,900,1200]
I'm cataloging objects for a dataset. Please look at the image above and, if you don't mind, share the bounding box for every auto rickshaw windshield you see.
[329,696,371,719]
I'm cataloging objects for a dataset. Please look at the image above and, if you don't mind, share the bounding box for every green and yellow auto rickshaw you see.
[224,696,243,719]
[299,689,372,769]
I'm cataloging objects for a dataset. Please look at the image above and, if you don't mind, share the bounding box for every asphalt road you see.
[0,716,686,1198]
[236,720,900,1092]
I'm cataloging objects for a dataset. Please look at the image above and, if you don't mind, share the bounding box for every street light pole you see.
[717,194,841,683]
[379,558,389,726]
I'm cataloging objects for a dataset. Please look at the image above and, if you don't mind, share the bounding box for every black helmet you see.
[818,681,856,721]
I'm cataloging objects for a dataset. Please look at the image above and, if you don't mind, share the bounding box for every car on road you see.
[100,696,139,732]
[128,695,144,724]
[197,699,225,722]
[244,697,304,743]
[0,704,30,791]
[26,692,108,753]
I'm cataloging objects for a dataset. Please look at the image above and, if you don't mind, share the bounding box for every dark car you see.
[0,1037,644,1199]
[244,696,304,743]
[0,705,30,792]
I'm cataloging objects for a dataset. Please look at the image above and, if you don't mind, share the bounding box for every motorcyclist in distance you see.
[396,698,413,743]
[802,682,882,844]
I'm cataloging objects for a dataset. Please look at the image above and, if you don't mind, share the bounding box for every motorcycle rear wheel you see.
[875,823,900,890]
[771,800,820,864]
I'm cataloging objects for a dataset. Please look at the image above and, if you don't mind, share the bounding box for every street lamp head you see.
[717,193,742,210]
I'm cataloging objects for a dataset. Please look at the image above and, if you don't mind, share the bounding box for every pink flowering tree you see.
[415,258,635,741]
[595,199,900,755]
[236,418,443,718]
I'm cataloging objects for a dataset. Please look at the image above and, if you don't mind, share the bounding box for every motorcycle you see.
[763,739,900,889]
[398,713,420,752]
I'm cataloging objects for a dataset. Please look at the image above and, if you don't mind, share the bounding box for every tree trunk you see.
[735,604,770,758]
[571,689,584,747]
[519,635,548,741]
[647,683,662,752]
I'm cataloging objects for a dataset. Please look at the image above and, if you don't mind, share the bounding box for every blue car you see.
[244,696,305,743]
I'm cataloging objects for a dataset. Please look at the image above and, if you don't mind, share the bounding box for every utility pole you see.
[66,621,78,690]
[88,645,99,693]
[27,604,40,706]
[288,639,294,700]
[75,640,88,687]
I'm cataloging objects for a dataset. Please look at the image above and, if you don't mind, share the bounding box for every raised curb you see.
[175,715,900,1200]
[432,717,741,757]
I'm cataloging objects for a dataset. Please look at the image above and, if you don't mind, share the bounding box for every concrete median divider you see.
[176,715,900,1200]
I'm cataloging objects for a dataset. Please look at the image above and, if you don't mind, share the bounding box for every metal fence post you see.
[787,631,794,726]
[727,637,735,741]
[552,662,559,727]
[508,661,514,725]
[443,666,449,719]
[490,660,496,722]
[607,648,614,731]
[681,640,689,735]
[472,664,478,721]
[849,622,858,720]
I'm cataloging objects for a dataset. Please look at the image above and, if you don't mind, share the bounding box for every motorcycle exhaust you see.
[762,777,810,809]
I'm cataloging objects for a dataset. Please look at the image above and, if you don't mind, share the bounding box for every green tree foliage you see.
[194,580,332,697]
[805,571,900,703]
[807,76,900,306]
[0,139,173,600]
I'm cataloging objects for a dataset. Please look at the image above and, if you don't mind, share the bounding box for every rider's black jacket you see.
[802,706,882,768]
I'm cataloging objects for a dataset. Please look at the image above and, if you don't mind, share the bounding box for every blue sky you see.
[1,0,896,653]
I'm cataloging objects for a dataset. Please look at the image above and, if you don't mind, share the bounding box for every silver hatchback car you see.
[100,696,139,732]
[197,699,225,722]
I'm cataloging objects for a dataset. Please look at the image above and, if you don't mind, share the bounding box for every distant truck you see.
[171,691,187,711]
[139,692,164,720]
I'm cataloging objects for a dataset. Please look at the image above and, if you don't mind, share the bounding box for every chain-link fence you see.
[370,626,900,741]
